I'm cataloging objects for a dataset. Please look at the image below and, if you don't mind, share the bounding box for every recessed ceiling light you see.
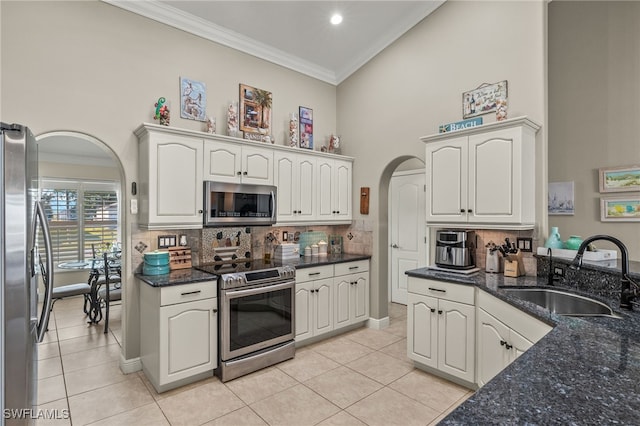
[330,13,343,25]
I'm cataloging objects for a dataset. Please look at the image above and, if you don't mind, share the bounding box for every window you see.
[40,179,119,265]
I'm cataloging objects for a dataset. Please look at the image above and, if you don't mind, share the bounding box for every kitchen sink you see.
[500,287,621,318]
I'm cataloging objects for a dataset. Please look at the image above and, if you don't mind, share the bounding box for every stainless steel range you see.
[196,260,296,382]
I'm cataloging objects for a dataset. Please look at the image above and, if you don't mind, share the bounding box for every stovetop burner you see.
[195,259,296,289]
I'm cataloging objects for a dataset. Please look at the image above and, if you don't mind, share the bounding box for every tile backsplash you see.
[472,228,538,276]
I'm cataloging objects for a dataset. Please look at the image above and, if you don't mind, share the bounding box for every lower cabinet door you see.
[351,273,369,323]
[160,298,217,383]
[407,293,438,369]
[438,299,475,382]
[334,277,351,329]
[295,283,314,342]
[477,308,511,387]
[314,279,334,335]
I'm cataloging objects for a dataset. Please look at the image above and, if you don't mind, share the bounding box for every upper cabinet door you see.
[204,140,242,183]
[425,137,467,222]
[242,146,273,185]
[333,159,352,221]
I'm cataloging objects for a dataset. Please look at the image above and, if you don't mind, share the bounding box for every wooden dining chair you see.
[97,252,122,334]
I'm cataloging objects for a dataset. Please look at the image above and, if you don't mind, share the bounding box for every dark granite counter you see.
[136,253,371,287]
[135,268,217,287]
[407,267,640,425]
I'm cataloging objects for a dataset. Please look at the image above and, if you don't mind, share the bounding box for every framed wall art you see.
[600,197,640,222]
[180,77,206,121]
[462,80,508,119]
[299,106,313,149]
[239,84,272,139]
[548,181,575,215]
[598,164,640,193]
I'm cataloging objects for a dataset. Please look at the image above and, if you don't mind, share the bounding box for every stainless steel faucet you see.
[571,235,639,309]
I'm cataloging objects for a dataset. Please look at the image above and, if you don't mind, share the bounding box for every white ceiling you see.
[103,0,445,85]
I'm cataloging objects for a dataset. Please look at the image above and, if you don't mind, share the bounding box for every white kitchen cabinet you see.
[136,127,204,229]
[140,280,218,393]
[274,151,316,223]
[334,260,370,329]
[422,117,540,228]
[407,277,475,384]
[317,157,352,223]
[476,289,552,387]
[295,265,334,343]
[204,139,273,185]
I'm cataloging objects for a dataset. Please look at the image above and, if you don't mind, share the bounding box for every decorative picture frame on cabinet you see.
[462,80,508,119]
[180,77,207,121]
[548,181,575,215]
[239,83,272,140]
[600,197,640,221]
[598,164,640,193]
[299,106,313,149]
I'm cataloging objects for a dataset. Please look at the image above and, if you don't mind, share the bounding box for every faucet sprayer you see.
[570,235,640,310]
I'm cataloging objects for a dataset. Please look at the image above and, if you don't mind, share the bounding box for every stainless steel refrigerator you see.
[1,123,54,425]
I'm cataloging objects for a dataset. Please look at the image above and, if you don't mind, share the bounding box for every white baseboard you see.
[120,355,142,374]
[367,316,390,330]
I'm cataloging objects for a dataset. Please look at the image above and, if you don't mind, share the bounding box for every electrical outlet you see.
[554,266,565,277]
[517,237,533,252]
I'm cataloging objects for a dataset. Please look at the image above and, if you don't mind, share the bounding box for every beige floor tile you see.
[110,328,123,346]
[61,343,121,373]
[250,384,340,426]
[38,356,63,379]
[59,332,116,355]
[54,313,92,330]
[202,406,268,426]
[38,341,60,361]
[383,318,408,338]
[276,348,340,382]
[68,375,154,426]
[224,366,298,405]
[37,374,67,405]
[158,380,244,425]
[379,338,410,362]
[344,327,404,350]
[138,371,218,401]
[40,329,58,344]
[87,402,169,426]
[317,410,367,426]
[309,336,374,365]
[56,323,104,341]
[347,387,440,426]
[305,366,382,409]
[347,351,413,385]
[388,369,470,411]
[35,397,71,426]
[389,303,407,319]
[64,360,128,396]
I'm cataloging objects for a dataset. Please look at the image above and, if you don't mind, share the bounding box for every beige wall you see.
[337,0,547,319]
[548,1,640,260]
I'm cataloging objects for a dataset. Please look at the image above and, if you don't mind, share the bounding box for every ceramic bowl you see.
[144,251,170,266]
[143,263,170,275]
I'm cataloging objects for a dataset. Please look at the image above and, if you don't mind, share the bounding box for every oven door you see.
[220,280,295,361]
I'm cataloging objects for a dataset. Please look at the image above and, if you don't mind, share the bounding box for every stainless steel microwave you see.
[204,181,276,227]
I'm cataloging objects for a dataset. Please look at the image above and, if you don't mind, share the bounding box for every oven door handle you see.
[224,280,294,298]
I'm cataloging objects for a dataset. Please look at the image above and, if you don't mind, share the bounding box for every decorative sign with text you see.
[439,117,483,133]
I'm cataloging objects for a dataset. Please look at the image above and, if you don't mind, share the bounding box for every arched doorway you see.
[36,130,126,348]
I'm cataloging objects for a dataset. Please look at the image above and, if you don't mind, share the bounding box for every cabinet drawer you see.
[407,277,474,305]
[160,281,217,306]
[334,260,369,276]
[296,265,334,283]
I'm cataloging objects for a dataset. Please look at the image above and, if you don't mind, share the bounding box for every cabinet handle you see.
[428,287,446,293]
[181,290,201,296]
[437,310,443,315]
[348,266,359,270]
[309,272,321,276]
[430,308,436,313]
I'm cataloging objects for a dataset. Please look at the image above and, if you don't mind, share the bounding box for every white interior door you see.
[390,171,426,304]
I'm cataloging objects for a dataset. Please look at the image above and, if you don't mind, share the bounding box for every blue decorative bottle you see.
[544,227,563,249]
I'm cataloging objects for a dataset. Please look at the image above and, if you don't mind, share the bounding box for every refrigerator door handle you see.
[34,201,54,343]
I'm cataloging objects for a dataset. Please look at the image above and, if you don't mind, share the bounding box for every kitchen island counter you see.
[406,267,640,424]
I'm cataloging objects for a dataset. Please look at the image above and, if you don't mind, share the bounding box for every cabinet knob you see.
[198,209,203,214]
[505,343,513,350]
[237,171,242,175]
[437,310,443,315]
[430,308,436,313]
[467,209,473,213]
[243,171,248,175]
[460,209,465,213]
[212,309,218,314]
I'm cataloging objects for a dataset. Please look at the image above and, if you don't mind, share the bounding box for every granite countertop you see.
[136,253,372,287]
[406,267,640,424]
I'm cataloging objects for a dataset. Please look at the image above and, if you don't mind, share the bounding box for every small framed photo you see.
[601,197,640,222]
[239,83,272,138]
[299,106,313,149]
[462,80,508,119]
[548,181,575,215]
[180,77,206,121]
[599,165,640,193]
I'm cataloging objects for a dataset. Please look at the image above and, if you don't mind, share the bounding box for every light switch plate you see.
[130,199,138,214]
[517,237,533,252]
